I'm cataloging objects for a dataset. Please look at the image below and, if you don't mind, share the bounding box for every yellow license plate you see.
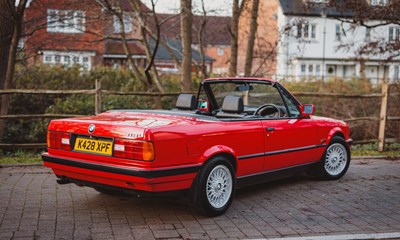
[74,137,113,156]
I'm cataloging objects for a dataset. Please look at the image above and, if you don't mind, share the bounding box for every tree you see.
[243,0,259,76]
[308,1,400,60]
[180,0,193,92]
[229,0,240,76]
[0,0,28,142]
[229,0,249,76]
[197,0,208,78]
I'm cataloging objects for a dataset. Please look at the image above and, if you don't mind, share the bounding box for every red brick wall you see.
[237,0,279,77]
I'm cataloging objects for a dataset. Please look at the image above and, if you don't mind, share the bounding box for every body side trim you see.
[237,144,326,160]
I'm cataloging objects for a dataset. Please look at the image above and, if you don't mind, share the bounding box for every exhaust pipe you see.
[57,178,72,185]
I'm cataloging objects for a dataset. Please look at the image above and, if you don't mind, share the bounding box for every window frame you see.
[297,23,317,40]
[47,9,85,33]
[113,14,133,33]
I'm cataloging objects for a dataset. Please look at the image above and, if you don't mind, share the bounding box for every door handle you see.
[266,127,275,132]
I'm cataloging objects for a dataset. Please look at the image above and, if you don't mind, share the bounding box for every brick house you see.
[236,0,279,77]
[23,0,225,74]
[24,0,147,70]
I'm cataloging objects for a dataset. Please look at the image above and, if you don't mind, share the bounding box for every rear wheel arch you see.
[190,154,236,216]
[211,152,237,172]
[199,146,238,173]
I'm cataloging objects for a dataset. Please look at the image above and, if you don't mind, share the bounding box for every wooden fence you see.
[0,80,399,151]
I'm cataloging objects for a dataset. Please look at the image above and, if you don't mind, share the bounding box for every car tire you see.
[317,136,351,180]
[192,156,235,216]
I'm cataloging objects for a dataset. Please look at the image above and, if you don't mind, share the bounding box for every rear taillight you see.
[47,131,71,151]
[113,138,154,161]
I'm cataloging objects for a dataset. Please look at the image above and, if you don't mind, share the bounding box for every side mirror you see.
[300,104,315,117]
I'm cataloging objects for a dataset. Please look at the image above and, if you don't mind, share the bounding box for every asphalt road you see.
[1,158,399,240]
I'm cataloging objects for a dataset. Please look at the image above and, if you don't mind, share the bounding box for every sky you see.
[141,0,233,16]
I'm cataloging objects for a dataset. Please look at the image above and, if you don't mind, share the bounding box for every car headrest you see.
[175,94,197,110]
[221,96,244,113]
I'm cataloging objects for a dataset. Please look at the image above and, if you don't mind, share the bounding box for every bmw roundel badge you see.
[88,124,96,134]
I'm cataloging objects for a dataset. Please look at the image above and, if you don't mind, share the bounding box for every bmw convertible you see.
[42,77,352,216]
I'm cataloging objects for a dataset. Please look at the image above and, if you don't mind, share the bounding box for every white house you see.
[276,0,400,83]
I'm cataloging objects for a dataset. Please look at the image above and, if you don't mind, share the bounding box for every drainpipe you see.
[321,11,327,82]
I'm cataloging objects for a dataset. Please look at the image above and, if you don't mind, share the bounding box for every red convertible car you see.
[43,77,352,216]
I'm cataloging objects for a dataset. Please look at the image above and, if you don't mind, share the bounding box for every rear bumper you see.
[42,153,201,193]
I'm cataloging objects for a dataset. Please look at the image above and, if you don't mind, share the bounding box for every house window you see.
[44,55,52,62]
[389,27,400,41]
[335,24,342,41]
[371,0,387,6]
[47,9,85,33]
[301,64,306,74]
[114,14,133,33]
[308,65,313,74]
[301,64,319,76]
[217,47,224,56]
[394,65,399,80]
[297,23,317,40]
[42,51,94,69]
[311,24,316,39]
[365,28,371,40]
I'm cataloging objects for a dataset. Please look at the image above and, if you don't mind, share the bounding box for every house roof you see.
[149,14,231,46]
[149,38,214,63]
[105,39,145,56]
[278,0,355,18]
[95,0,150,12]
[279,0,400,20]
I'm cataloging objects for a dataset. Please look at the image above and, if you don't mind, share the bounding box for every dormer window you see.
[47,9,85,33]
[371,0,388,6]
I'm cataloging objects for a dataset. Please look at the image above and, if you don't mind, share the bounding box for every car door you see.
[261,118,321,171]
[257,84,322,171]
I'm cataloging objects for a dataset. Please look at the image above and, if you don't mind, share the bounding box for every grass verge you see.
[0,150,43,165]
[352,143,400,158]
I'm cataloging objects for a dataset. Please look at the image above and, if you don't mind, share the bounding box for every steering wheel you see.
[254,104,282,117]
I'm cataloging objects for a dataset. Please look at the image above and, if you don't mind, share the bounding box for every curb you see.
[0,163,44,168]
[353,156,400,160]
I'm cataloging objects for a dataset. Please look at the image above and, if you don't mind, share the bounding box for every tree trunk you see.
[130,0,165,96]
[229,0,240,76]
[0,0,27,143]
[244,0,259,77]
[198,0,207,79]
[0,0,15,89]
[180,0,193,92]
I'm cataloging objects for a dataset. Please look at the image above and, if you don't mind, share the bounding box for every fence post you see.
[378,83,389,152]
[95,79,101,114]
